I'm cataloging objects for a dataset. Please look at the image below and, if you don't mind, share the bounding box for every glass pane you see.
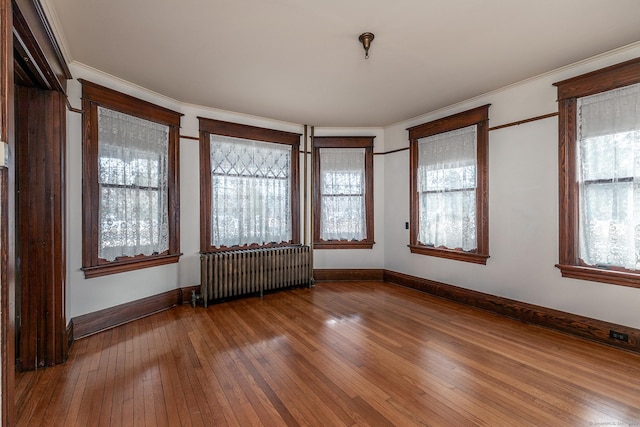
[577,83,640,270]
[319,148,366,241]
[97,107,169,261]
[419,190,476,251]
[210,135,292,247]
[417,125,477,251]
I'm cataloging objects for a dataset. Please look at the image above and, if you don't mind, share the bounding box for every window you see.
[555,58,640,288]
[199,118,300,251]
[313,136,375,249]
[81,80,182,278]
[408,105,490,264]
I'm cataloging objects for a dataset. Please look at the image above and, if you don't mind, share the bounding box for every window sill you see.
[314,240,375,250]
[556,264,640,289]
[408,245,489,265]
[82,253,182,279]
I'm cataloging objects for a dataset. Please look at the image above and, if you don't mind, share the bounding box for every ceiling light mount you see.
[358,32,375,59]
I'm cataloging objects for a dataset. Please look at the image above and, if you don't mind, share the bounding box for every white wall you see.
[65,63,385,318]
[67,64,184,319]
[383,43,640,329]
[68,43,640,330]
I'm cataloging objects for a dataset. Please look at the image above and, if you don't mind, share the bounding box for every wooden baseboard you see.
[72,287,194,339]
[66,321,74,354]
[314,268,384,282]
[384,270,640,354]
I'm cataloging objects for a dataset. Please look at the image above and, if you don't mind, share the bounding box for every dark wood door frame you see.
[1,0,15,423]
[1,0,69,423]
[15,86,67,370]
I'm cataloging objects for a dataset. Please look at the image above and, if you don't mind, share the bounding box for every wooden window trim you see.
[407,104,490,264]
[554,57,640,288]
[313,136,375,249]
[80,80,183,278]
[198,118,301,252]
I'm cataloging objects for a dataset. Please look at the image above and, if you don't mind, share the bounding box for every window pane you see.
[319,148,366,241]
[210,135,292,247]
[420,190,476,250]
[580,181,639,268]
[417,125,477,251]
[577,83,640,270]
[97,106,169,261]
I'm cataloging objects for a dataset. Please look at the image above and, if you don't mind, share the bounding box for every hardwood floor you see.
[15,281,640,426]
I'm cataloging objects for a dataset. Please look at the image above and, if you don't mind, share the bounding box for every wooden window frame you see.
[313,136,375,249]
[407,105,490,264]
[81,80,182,278]
[198,118,301,252]
[554,57,640,288]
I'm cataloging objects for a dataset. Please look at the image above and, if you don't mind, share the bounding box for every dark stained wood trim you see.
[199,129,212,252]
[384,269,640,354]
[554,58,640,287]
[198,117,301,145]
[72,288,186,339]
[556,263,640,289]
[314,241,375,250]
[0,167,14,425]
[408,105,490,264]
[488,112,558,131]
[557,97,578,271]
[374,146,409,155]
[81,80,182,277]
[370,111,558,157]
[312,136,375,148]
[15,87,67,369]
[1,0,16,420]
[82,253,182,279]
[80,79,183,125]
[180,134,199,141]
[407,104,491,139]
[65,320,73,352]
[12,0,69,92]
[313,136,375,249]
[554,56,640,100]
[407,245,490,264]
[199,119,301,252]
[313,269,384,281]
[30,0,71,78]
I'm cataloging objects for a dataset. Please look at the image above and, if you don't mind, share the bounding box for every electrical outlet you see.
[609,330,629,342]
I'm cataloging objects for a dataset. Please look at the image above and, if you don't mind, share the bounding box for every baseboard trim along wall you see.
[383,270,640,354]
[313,269,384,281]
[71,285,199,339]
[70,270,640,355]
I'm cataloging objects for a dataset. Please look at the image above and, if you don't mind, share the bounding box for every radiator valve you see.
[191,290,203,308]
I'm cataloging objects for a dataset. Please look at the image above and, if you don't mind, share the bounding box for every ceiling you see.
[45,0,640,127]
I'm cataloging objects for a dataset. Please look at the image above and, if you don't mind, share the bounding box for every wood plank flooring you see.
[15,281,640,426]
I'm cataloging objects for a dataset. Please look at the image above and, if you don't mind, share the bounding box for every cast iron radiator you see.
[200,245,312,307]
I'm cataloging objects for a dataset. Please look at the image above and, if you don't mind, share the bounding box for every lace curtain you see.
[417,125,477,251]
[578,82,640,269]
[210,135,292,247]
[319,148,366,241]
[97,107,170,261]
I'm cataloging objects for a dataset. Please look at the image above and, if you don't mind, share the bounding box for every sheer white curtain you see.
[578,82,640,269]
[319,148,366,241]
[417,125,477,251]
[210,135,292,247]
[97,107,169,261]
